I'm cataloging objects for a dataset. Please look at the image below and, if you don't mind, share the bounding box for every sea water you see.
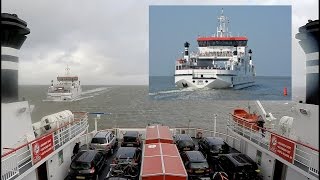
[149,76,292,101]
[19,85,297,133]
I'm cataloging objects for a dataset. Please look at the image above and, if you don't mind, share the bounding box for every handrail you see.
[231,113,319,152]
[1,112,88,158]
[229,114,319,177]
[1,112,88,180]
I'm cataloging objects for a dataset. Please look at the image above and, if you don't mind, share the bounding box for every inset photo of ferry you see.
[149,6,292,101]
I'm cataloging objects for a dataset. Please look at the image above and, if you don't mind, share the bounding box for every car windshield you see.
[211,144,222,150]
[236,165,257,172]
[178,140,194,147]
[123,136,137,142]
[70,161,91,170]
[91,138,106,144]
[116,148,136,159]
[190,162,209,169]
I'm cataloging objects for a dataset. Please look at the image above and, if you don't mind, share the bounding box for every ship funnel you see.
[1,13,30,103]
[184,42,190,61]
[295,19,319,105]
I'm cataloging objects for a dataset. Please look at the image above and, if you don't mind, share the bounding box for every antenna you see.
[65,65,70,76]
[216,8,229,37]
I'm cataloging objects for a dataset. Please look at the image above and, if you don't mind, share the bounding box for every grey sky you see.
[2,0,318,87]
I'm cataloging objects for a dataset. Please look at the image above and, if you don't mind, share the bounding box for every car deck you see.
[65,138,240,180]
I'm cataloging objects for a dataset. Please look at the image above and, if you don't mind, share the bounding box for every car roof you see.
[185,151,206,162]
[106,177,130,180]
[124,131,139,137]
[205,137,225,145]
[116,147,137,159]
[176,134,192,140]
[220,153,253,166]
[94,131,111,138]
[74,150,98,163]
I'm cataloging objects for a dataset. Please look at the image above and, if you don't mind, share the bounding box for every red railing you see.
[1,112,87,158]
[231,113,319,152]
[1,111,88,180]
[229,113,319,177]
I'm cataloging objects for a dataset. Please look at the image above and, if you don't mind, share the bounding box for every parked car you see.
[90,130,118,155]
[181,151,212,178]
[198,137,229,161]
[112,147,142,165]
[121,131,142,147]
[216,153,262,180]
[173,134,196,152]
[68,150,106,180]
[105,177,132,180]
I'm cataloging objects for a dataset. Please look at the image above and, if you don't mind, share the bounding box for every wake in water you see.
[148,87,196,96]
[81,87,110,95]
[75,87,111,100]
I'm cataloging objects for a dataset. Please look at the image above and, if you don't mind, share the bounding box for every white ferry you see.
[45,66,82,102]
[1,13,318,180]
[175,9,255,89]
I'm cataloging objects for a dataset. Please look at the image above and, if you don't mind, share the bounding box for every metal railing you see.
[228,114,319,178]
[1,112,88,180]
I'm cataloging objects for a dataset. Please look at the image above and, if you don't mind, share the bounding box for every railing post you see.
[188,120,190,135]
[94,117,98,133]
[250,124,252,140]
[214,114,217,137]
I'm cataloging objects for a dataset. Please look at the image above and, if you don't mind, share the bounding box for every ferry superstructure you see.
[175,9,255,89]
[1,12,319,180]
[45,66,82,101]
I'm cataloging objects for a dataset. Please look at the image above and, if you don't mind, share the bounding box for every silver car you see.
[90,131,118,155]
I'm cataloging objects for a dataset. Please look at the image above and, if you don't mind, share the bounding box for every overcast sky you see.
[2,0,318,86]
[150,6,291,77]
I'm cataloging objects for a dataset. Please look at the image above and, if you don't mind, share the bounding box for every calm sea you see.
[19,85,298,133]
[149,76,292,101]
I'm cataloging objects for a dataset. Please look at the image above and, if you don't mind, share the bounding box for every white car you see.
[90,131,118,155]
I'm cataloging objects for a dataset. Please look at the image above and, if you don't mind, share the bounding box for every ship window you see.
[58,150,63,165]
[256,150,262,165]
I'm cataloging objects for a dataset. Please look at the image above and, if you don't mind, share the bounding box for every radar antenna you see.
[217,8,230,37]
[65,65,70,76]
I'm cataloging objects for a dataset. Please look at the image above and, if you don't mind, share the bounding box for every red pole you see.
[283,87,288,96]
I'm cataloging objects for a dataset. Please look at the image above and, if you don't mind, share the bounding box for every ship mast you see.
[216,8,230,37]
[65,65,70,76]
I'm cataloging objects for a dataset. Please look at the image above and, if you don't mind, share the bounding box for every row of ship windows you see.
[198,40,247,47]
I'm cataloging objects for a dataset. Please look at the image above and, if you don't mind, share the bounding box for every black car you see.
[105,177,132,180]
[68,150,106,180]
[198,137,229,160]
[121,131,142,147]
[216,153,262,180]
[112,147,142,165]
[173,134,196,152]
[181,151,212,178]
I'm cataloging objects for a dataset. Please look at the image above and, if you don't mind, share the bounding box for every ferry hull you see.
[45,92,82,102]
[175,75,255,89]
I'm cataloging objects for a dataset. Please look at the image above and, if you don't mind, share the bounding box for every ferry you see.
[174,9,255,89]
[45,66,82,102]
[1,13,319,180]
